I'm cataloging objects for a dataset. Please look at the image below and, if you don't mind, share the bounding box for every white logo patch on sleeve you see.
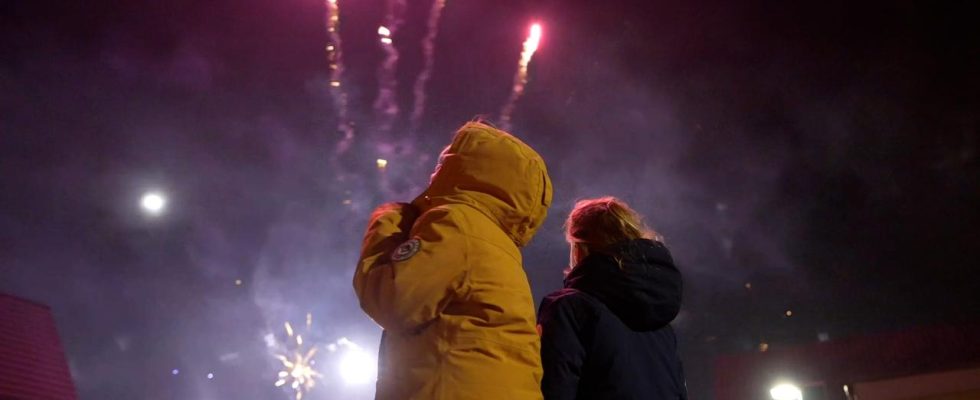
[391,238,421,262]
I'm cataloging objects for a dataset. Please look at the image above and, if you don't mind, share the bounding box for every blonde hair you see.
[565,197,661,257]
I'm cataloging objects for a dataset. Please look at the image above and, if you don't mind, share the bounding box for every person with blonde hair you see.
[354,121,552,399]
[538,197,687,399]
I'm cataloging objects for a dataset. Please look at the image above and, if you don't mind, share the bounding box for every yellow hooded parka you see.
[354,122,553,399]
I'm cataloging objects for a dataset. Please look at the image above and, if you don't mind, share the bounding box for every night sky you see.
[1,1,978,399]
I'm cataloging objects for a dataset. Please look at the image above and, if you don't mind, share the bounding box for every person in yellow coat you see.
[354,121,553,399]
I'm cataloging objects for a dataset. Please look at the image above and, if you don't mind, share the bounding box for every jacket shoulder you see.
[539,288,602,320]
[435,203,521,263]
[414,204,467,228]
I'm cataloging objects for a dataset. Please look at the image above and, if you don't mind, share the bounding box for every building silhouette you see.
[0,293,77,400]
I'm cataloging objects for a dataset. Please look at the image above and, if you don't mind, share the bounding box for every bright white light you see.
[770,383,803,400]
[140,192,167,215]
[378,26,391,37]
[338,348,376,385]
[527,23,543,53]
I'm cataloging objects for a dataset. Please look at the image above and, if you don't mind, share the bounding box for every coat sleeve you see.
[353,203,469,335]
[538,293,589,400]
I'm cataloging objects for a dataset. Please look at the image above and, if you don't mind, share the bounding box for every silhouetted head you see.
[564,196,661,269]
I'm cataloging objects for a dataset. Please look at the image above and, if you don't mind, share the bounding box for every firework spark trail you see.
[374,0,407,134]
[499,23,543,132]
[409,0,448,134]
[325,0,354,154]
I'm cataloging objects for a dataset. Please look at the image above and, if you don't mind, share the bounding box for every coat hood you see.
[564,239,682,331]
[413,122,553,247]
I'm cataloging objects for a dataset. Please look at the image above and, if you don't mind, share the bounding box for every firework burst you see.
[273,315,323,400]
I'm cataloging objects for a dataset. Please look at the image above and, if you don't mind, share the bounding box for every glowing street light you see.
[338,348,376,385]
[770,383,803,400]
[140,192,167,216]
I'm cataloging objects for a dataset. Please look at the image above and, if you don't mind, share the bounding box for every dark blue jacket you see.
[538,239,687,400]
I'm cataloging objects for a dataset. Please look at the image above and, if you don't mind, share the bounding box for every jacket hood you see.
[564,239,682,331]
[413,122,553,247]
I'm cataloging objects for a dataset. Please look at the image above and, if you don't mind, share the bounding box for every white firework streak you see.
[325,0,354,155]
[409,0,448,134]
[499,23,542,132]
[373,0,407,134]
